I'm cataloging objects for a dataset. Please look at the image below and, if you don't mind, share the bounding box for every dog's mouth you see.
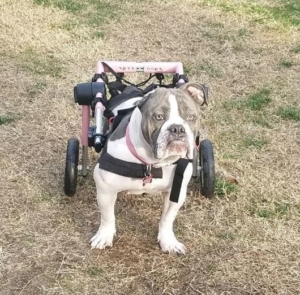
[167,138,187,146]
[167,138,188,151]
[154,138,189,160]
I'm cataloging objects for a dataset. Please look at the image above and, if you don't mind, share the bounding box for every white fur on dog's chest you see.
[125,174,174,194]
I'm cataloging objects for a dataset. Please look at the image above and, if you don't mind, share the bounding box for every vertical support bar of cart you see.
[81,105,89,176]
[192,146,198,177]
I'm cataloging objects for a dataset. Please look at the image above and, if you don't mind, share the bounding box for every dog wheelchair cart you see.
[64,61,215,198]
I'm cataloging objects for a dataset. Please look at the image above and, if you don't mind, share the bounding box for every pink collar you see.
[126,126,154,186]
[125,126,150,165]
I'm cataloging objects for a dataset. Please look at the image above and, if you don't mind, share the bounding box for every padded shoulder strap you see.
[169,158,192,203]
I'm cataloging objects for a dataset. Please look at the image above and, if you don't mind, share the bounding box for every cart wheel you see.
[199,139,215,198]
[64,138,79,196]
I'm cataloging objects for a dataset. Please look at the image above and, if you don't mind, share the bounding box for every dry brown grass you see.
[1,0,300,294]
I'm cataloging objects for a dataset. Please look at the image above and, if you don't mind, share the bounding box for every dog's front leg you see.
[91,170,117,249]
[158,164,192,254]
[158,189,187,254]
[90,189,117,249]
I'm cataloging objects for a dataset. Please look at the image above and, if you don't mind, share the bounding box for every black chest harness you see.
[99,153,192,203]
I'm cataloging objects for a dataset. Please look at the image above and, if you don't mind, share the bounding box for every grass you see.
[20,48,63,77]
[215,179,238,197]
[26,236,35,245]
[277,106,300,121]
[205,21,225,29]
[34,0,118,34]
[86,267,104,277]
[244,89,272,110]
[292,45,300,53]
[279,59,293,68]
[217,232,235,241]
[0,115,14,125]
[237,28,249,37]
[201,25,250,47]
[34,0,86,12]
[252,114,272,128]
[183,64,194,75]
[26,81,47,100]
[199,60,222,77]
[250,201,291,219]
[92,31,105,39]
[1,0,300,294]
[227,88,272,111]
[38,193,53,202]
[242,136,269,148]
[203,0,300,28]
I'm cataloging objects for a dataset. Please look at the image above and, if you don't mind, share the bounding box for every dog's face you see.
[138,83,208,161]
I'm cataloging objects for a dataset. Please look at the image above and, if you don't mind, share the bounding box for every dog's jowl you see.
[91,83,208,254]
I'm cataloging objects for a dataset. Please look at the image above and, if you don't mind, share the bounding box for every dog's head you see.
[138,83,208,161]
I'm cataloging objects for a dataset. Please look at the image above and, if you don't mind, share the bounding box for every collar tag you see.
[143,174,153,186]
[143,165,153,186]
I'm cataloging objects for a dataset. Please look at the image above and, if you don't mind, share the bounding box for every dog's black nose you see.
[169,124,185,137]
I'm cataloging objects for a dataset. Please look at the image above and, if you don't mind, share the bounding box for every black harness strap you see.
[99,152,163,179]
[111,106,135,133]
[170,158,193,203]
[108,91,142,110]
[99,153,192,203]
[99,153,191,203]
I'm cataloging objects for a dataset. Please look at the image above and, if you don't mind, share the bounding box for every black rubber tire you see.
[64,138,79,196]
[199,139,215,198]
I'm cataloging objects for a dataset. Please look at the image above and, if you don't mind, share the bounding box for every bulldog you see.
[91,83,208,254]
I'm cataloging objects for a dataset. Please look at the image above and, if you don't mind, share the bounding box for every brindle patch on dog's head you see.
[138,88,171,146]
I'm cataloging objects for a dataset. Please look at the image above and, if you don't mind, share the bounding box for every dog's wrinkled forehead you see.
[139,87,200,116]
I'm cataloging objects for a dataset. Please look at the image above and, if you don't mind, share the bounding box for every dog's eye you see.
[154,114,164,121]
[187,114,196,121]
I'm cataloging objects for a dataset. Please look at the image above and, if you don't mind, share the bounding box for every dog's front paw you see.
[90,226,116,249]
[158,231,187,255]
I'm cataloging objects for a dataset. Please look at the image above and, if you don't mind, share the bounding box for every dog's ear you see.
[180,83,209,106]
